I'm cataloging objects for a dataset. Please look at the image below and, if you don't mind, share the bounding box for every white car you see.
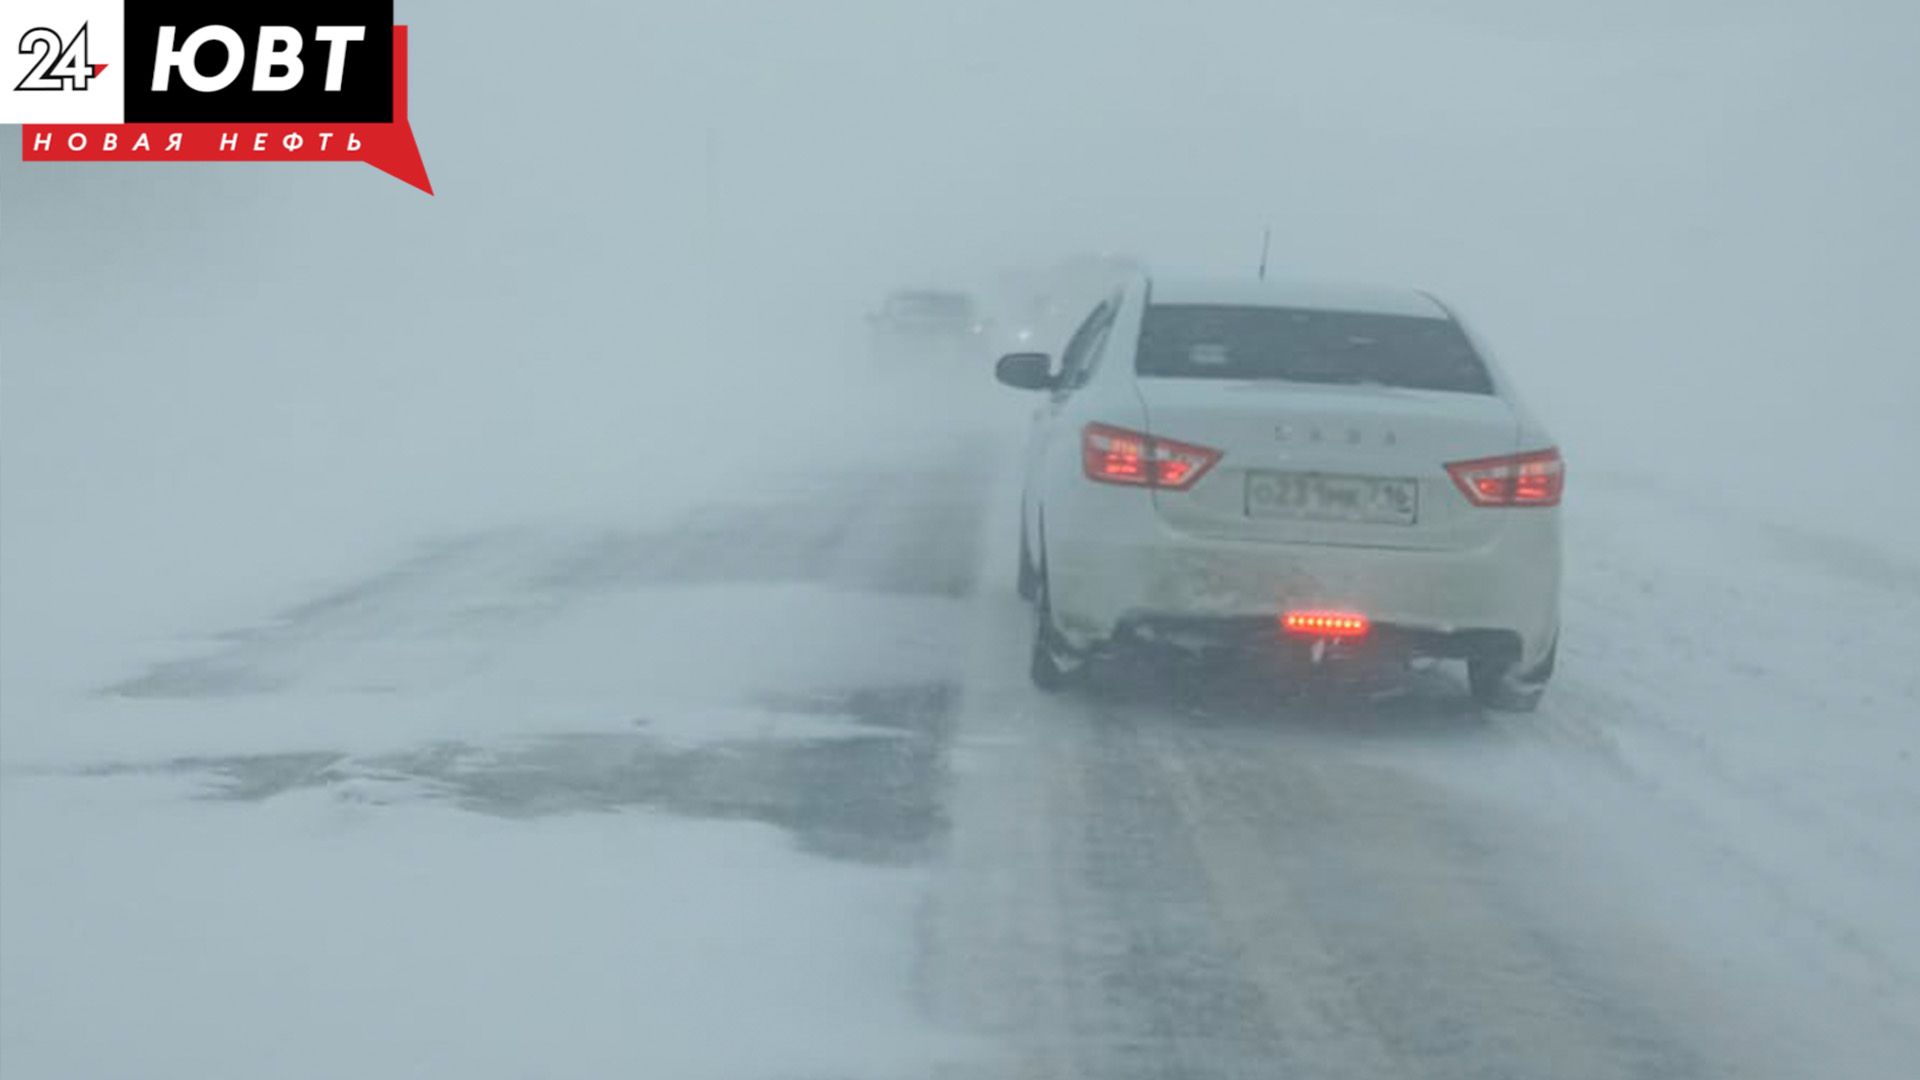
[996,276,1563,710]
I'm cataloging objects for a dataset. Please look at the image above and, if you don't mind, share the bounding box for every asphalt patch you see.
[81,683,960,868]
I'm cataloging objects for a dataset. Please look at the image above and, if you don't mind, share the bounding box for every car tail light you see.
[1445,448,1564,508]
[1082,423,1223,490]
[1282,611,1371,638]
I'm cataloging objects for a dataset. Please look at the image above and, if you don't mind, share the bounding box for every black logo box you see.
[123,0,394,122]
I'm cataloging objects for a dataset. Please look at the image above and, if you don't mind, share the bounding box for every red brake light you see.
[1282,611,1371,639]
[1082,423,1222,490]
[1445,448,1564,508]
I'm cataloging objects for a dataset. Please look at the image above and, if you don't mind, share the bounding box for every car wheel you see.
[1029,569,1080,693]
[1468,641,1555,713]
[1016,515,1038,601]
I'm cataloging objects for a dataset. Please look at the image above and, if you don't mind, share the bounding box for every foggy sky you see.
[4,0,1916,678]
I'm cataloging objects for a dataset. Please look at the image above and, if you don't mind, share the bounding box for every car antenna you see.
[1257,226,1272,281]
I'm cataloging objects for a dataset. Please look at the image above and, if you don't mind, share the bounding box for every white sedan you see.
[996,276,1563,710]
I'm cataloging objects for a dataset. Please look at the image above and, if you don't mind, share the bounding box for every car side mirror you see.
[995,352,1055,391]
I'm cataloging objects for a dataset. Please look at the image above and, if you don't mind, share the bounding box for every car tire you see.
[1029,568,1080,693]
[1469,641,1556,713]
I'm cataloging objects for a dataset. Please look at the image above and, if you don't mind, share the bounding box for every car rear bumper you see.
[1044,511,1560,668]
[1115,614,1522,662]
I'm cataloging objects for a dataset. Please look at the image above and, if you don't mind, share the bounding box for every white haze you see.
[6,0,1917,688]
[5,4,1920,1078]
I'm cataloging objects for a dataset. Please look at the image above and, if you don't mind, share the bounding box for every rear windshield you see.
[1136,304,1495,395]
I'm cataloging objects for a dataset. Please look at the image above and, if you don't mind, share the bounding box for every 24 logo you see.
[15,23,104,91]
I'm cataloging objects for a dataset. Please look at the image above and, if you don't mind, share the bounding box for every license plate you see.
[1245,471,1418,525]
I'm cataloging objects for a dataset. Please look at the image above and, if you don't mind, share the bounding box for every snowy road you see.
[4,424,1917,1079]
[929,463,1920,1080]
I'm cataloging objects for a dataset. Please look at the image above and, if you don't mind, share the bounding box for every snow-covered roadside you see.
[0,566,977,1079]
[1,776,940,1080]
[1381,474,1920,1076]
[0,410,998,1080]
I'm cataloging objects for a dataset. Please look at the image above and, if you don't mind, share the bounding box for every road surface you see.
[5,419,1916,1080]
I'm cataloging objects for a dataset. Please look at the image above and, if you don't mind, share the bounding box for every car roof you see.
[1145,276,1446,318]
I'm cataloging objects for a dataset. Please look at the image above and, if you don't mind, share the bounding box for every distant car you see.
[867,290,990,362]
[996,276,1562,710]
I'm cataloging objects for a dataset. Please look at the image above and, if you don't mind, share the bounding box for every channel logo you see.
[13,23,108,92]
[2,0,430,193]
